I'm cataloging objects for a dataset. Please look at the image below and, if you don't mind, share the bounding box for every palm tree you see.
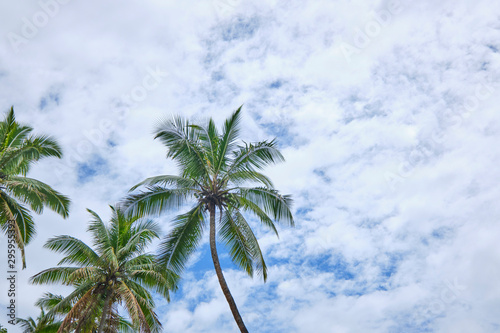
[30,206,178,333]
[0,106,70,268]
[123,107,294,332]
[16,305,62,333]
[29,292,135,333]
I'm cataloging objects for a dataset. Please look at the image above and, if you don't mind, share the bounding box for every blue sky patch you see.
[39,92,60,110]
[221,17,259,42]
[76,155,108,183]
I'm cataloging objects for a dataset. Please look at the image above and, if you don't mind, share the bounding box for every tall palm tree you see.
[30,206,178,333]
[123,107,294,332]
[0,106,70,268]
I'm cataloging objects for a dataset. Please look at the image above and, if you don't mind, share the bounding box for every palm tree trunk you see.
[97,291,113,333]
[209,205,249,333]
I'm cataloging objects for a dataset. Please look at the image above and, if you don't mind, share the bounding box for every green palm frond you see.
[218,209,254,277]
[122,186,193,217]
[154,116,210,181]
[238,187,294,226]
[4,176,70,217]
[0,135,63,175]
[42,281,95,319]
[16,303,63,333]
[115,282,152,333]
[189,118,219,173]
[226,169,274,188]
[232,210,267,280]
[35,293,69,316]
[129,174,197,192]
[0,193,35,268]
[216,105,242,173]
[233,193,279,236]
[0,191,36,241]
[44,235,101,267]
[30,266,80,285]
[219,208,268,280]
[156,204,206,274]
[87,208,112,255]
[15,317,37,332]
[226,139,285,177]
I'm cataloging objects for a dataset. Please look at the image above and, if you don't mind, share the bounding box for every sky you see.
[0,0,499,332]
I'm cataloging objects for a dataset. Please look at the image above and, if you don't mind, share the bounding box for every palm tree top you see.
[0,106,70,268]
[126,106,293,216]
[30,206,177,333]
[123,106,294,279]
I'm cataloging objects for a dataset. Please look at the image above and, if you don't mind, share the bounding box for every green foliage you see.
[31,206,178,333]
[0,107,70,268]
[124,106,294,281]
[16,304,62,333]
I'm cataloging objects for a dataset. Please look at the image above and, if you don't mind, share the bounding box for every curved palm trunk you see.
[209,205,249,333]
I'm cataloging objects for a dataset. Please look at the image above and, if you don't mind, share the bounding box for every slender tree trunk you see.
[97,290,113,333]
[209,205,249,333]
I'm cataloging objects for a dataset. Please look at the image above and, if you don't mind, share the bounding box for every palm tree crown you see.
[123,106,294,332]
[30,206,178,333]
[0,106,70,268]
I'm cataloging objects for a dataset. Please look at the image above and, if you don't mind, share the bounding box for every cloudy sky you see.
[1,0,499,332]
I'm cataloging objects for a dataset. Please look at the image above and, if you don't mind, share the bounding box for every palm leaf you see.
[4,176,69,217]
[238,187,294,226]
[156,204,206,274]
[216,105,242,173]
[44,235,101,267]
[122,186,192,217]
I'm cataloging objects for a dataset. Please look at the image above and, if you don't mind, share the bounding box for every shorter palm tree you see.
[0,106,70,268]
[24,292,135,333]
[16,305,62,333]
[30,206,178,333]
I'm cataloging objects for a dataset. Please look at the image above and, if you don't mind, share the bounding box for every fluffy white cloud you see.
[1,0,499,332]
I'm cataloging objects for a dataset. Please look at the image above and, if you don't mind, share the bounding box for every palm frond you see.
[117,220,160,261]
[4,176,70,217]
[218,209,254,277]
[226,139,285,177]
[216,105,242,173]
[232,210,267,281]
[122,186,193,217]
[30,267,79,285]
[238,187,294,226]
[87,208,112,255]
[0,193,35,267]
[226,169,274,188]
[44,235,101,267]
[115,282,152,333]
[129,175,196,192]
[156,204,206,274]
[233,193,279,236]
[154,116,210,181]
[0,135,63,175]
